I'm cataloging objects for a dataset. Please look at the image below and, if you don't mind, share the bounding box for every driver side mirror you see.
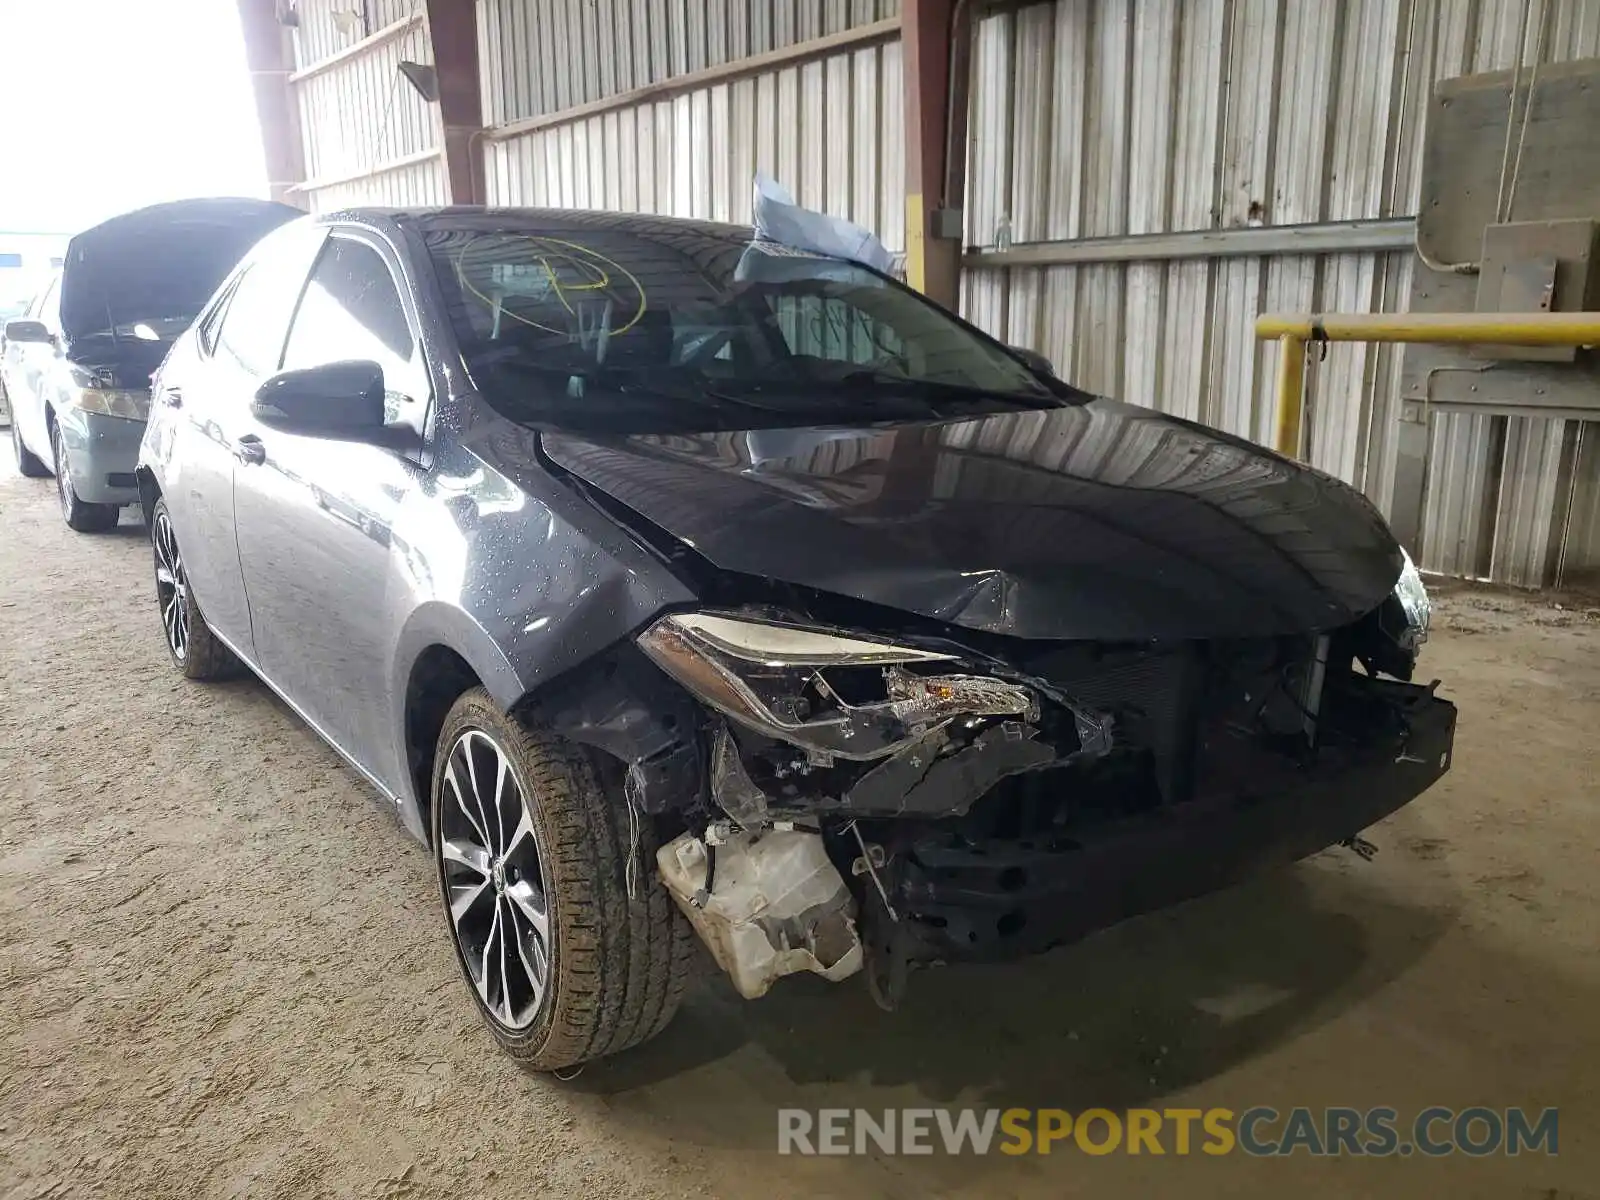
[4,319,53,345]
[252,360,388,441]
[1008,344,1055,377]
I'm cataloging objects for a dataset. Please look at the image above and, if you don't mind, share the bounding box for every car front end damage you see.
[544,555,1453,1009]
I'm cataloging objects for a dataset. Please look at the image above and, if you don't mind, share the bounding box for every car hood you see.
[60,198,300,343]
[539,400,1405,641]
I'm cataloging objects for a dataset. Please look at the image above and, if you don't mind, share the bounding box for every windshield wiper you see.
[612,376,801,417]
[492,359,806,420]
[480,356,1051,424]
[833,369,1060,409]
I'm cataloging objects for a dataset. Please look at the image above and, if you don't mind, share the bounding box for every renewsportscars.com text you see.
[777,1106,1559,1157]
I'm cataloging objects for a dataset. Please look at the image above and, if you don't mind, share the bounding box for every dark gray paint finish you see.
[143,211,691,845]
[141,206,1411,850]
[543,402,1404,640]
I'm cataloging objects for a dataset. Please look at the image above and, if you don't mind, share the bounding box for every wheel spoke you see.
[492,750,512,851]
[459,738,500,856]
[443,761,491,850]
[503,805,537,859]
[155,519,173,568]
[472,901,502,1009]
[496,899,516,1024]
[441,837,491,878]
[504,899,547,1005]
[155,564,176,587]
[505,878,550,947]
[449,878,491,923]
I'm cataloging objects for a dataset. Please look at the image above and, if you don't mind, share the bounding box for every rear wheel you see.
[150,498,240,680]
[10,415,48,478]
[431,689,697,1071]
[51,420,119,532]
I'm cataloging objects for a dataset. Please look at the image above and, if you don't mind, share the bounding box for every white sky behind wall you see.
[0,0,268,235]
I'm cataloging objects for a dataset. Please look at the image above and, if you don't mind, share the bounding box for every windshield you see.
[424,220,1074,433]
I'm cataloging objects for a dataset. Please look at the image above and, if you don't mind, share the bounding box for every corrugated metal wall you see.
[268,0,1598,586]
[961,0,1600,587]
[289,0,420,68]
[481,29,905,250]
[305,156,449,213]
[477,0,900,125]
[288,8,447,211]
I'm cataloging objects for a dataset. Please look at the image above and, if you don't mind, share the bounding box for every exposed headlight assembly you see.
[1392,548,1431,648]
[637,611,1037,762]
[62,367,150,421]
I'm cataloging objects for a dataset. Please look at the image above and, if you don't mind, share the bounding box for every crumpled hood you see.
[540,400,1405,641]
[60,198,300,343]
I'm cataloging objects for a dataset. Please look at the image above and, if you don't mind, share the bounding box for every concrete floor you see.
[0,450,1596,1199]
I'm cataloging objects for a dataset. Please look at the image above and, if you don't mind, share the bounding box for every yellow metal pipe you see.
[1274,335,1307,459]
[1257,309,1600,462]
[1255,310,1600,346]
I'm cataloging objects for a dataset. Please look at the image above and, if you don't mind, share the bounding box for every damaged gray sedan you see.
[137,207,1454,1070]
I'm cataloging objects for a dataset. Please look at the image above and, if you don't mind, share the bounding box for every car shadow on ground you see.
[562,860,1450,1148]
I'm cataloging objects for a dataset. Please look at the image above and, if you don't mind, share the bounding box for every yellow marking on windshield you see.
[453,235,649,340]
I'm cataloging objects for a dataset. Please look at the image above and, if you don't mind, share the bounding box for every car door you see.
[0,288,36,432]
[158,224,325,656]
[10,277,60,458]
[230,227,432,781]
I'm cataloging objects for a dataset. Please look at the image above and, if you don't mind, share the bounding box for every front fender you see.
[385,600,521,839]
[381,428,698,838]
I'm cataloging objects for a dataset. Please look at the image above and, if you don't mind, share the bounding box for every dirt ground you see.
[0,451,1596,1200]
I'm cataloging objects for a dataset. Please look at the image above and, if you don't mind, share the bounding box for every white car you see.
[0,300,24,427]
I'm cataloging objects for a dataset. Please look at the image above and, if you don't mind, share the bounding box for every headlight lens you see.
[657,611,957,668]
[637,611,1036,763]
[1393,548,1430,648]
[61,369,150,420]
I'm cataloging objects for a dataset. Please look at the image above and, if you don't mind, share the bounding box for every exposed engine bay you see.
[524,558,1452,1009]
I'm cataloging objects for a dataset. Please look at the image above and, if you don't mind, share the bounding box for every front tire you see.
[11,415,48,478]
[150,497,240,680]
[431,689,696,1071]
[51,420,119,532]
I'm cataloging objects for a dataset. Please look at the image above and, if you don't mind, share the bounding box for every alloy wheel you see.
[152,510,190,663]
[439,729,553,1030]
[51,426,72,518]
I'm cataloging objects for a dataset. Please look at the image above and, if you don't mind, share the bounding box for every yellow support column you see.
[905,194,928,294]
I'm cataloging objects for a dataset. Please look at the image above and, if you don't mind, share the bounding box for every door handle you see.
[233,434,265,465]
[162,386,183,408]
